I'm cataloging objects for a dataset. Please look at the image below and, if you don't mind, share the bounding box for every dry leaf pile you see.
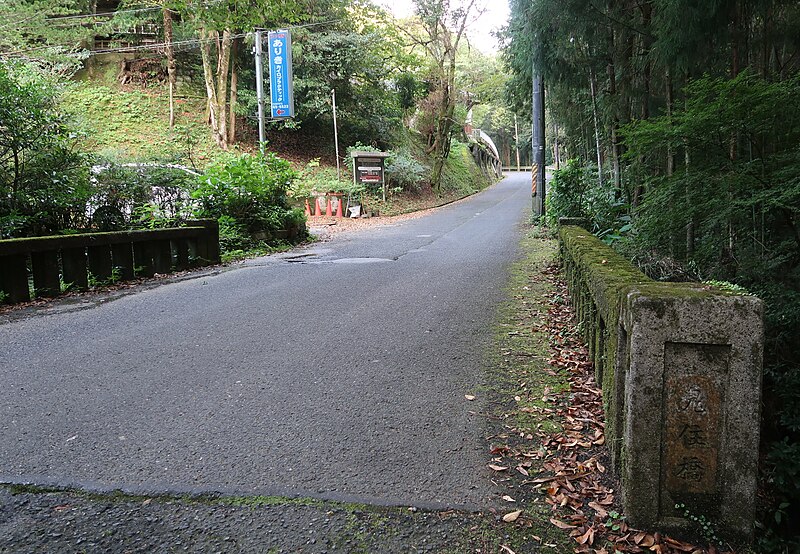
[493,262,734,554]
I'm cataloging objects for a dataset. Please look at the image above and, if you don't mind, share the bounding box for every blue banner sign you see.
[268,29,294,118]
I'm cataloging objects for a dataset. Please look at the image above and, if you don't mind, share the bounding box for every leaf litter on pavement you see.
[485,231,736,554]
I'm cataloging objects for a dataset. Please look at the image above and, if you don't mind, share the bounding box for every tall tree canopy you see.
[503,2,800,548]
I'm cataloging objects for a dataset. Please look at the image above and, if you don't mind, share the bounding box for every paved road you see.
[0,173,532,510]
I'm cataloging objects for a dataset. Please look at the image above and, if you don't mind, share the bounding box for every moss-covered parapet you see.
[558,225,763,543]
[558,226,650,467]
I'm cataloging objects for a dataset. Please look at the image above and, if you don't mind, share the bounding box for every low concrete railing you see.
[0,220,219,304]
[559,224,763,540]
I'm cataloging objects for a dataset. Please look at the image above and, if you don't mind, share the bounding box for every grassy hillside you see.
[60,66,497,212]
[62,82,217,164]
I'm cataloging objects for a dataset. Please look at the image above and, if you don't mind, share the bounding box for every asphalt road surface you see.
[0,172,533,511]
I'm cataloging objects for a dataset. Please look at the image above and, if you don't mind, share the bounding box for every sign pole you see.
[514,113,521,172]
[532,73,546,217]
[332,88,341,181]
[254,30,266,153]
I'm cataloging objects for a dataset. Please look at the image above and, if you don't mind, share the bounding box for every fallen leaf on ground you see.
[576,527,595,545]
[588,501,608,518]
[500,546,516,554]
[488,464,508,471]
[549,518,576,530]
[502,495,516,502]
[465,394,476,401]
[502,510,523,522]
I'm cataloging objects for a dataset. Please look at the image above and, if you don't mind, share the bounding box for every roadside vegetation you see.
[504,1,800,549]
[0,0,508,266]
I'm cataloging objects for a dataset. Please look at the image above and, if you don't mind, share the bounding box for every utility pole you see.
[254,30,266,153]
[532,73,546,217]
[332,88,341,181]
[514,113,521,172]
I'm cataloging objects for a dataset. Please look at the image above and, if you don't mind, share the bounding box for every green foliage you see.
[90,162,197,231]
[617,72,800,549]
[291,159,362,198]
[396,73,424,112]
[289,25,405,147]
[0,61,91,238]
[603,510,625,532]
[385,151,427,192]
[0,0,93,75]
[675,503,721,547]
[192,152,306,242]
[621,71,800,279]
[544,160,630,242]
[702,280,751,295]
[544,160,590,227]
[62,82,214,162]
[439,140,487,195]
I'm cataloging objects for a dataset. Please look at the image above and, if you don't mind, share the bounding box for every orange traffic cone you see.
[325,195,333,217]
[314,197,322,217]
[304,198,312,217]
[335,195,343,218]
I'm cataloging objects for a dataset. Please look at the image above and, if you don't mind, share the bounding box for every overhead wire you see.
[2,17,347,59]
[1,6,162,31]
[91,31,251,55]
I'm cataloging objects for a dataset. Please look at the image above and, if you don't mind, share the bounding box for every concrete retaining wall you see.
[559,224,763,540]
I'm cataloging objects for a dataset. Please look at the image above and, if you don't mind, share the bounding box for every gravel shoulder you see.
[0,486,500,554]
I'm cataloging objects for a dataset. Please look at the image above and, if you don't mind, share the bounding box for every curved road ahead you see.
[0,172,533,510]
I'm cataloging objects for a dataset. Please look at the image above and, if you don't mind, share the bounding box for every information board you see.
[355,157,385,184]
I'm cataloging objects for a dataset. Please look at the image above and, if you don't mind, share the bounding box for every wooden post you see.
[174,239,190,271]
[31,251,61,297]
[87,244,113,284]
[111,242,135,281]
[153,240,173,274]
[0,254,30,303]
[62,247,89,291]
[133,242,155,277]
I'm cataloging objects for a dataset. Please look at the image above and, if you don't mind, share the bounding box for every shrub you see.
[385,150,426,192]
[0,60,91,237]
[544,160,630,244]
[191,152,305,242]
[90,162,197,230]
[544,159,590,228]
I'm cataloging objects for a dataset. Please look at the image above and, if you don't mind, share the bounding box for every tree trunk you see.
[198,28,232,149]
[727,1,741,261]
[163,8,176,128]
[606,20,622,194]
[553,121,560,169]
[589,68,604,188]
[665,67,675,177]
[199,29,221,146]
[215,29,232,149]
[639,1,653,120]
[684,72,694,259]
[228,36,239,144]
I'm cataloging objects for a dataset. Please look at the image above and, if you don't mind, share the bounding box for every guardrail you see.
[559,222,763,541]
[0,220,219,304]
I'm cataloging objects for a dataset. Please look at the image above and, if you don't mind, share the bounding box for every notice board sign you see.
[268,29,294,118]
[351,151,390,185]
